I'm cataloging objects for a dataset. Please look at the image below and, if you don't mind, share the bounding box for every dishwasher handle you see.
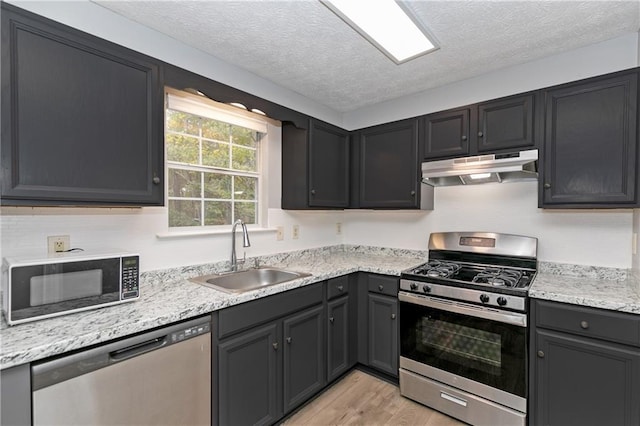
[109,336,167,362]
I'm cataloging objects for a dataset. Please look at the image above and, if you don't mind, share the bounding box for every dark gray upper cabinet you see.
[422,107,471,159]
[540,70,638,208]
[282,119,349,209]
[422,92,538,160]
[530,300,640,426]
[353,118,420,209]
[477,93,537,153]
[0,4,163,206]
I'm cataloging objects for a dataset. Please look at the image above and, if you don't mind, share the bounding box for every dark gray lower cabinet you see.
[367,293,399,377]
[218,323,281,426]
[530,300,640,426]
[218,302,325,426]
[327,296,350,382]
[283,306,325,413]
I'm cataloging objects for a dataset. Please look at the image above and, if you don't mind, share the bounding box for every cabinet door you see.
[282,305,325,413]
[327,296,350,383]
[541,72,638,207]
[534,329,640,426]
[368,293,399,377]
[1,5,163,206]
[358,119,420,208]
[218,323,281,426]
[308,119,350,208]
[477,93,536,153]
[423,108,470,159]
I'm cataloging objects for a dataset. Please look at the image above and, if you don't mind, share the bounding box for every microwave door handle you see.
[398,291,527,327]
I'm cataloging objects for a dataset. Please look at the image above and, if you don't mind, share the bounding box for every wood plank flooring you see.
[282,370,467,425]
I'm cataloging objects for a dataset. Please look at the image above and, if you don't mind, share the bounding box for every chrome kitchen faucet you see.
[230,219,251,272]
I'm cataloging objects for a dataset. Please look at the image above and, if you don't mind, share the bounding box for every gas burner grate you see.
[414,260,462,278]
[472,268,523,287]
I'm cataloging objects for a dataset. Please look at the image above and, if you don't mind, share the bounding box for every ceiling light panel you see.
[322,0,438,64]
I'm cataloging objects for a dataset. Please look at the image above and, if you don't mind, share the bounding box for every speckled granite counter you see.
[0,246,425,370]
[4,246,640,370]
[530,262,640,314]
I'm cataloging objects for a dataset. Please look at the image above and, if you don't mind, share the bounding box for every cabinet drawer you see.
[219,282,323,339]
[534,300,640,347]
[327,276,349,300]
[367,275,399,296]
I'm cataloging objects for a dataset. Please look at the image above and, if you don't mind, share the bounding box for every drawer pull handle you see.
[272,342,278,350]
[440,392,467,407]
[580,321,589,329]
[286,337,292,344]
[337,285,344,292]
[537,350,545,358]
[391,313,396,320]
[378,285,384,291]
[329,317,335,324]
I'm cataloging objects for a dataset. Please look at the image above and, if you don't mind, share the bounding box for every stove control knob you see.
[480,294,490,303]
[410,283,418,291]
[422,284,432,293]
[497,297,507,306]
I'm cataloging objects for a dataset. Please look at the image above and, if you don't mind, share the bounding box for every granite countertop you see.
[3,245,640,370]
[530,267,640,314]
[0,246,425,370]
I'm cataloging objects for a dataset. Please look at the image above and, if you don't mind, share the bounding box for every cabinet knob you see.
[286,337,292,344]
[272,342,278,350]
[410,190,416,196]
[378,285,384,291]
[537,350,545,358]
[391,313,396,320]
[310,189,316,195]
[543,183,551,189]
[478,131,484,137]
[461,135,468,141]
[337,285,344,292]
[152,176,160,185]
[580,320,589,329]
[329,317,335,324]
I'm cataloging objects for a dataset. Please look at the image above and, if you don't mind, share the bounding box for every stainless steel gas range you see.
[399,232,537,426]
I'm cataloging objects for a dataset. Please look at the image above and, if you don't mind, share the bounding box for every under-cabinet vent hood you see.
[422,149,538,186]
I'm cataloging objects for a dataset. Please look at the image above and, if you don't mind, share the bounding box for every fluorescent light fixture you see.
[469,173,492,180]
[251,108,267,116]
[322,0,438,64]
[229,102,247,110]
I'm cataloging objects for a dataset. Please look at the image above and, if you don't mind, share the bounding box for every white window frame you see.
[164,87,273,232]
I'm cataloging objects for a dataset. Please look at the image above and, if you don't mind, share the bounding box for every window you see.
[165,89,267,229]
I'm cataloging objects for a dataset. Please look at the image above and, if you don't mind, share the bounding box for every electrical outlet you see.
[276,226,284,241]
[336,222,342,235]
[292,224,299,240]
[48,235,70,254]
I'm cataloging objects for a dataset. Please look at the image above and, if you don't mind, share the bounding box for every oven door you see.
[399,291,527,400]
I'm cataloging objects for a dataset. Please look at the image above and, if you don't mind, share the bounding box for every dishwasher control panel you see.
[170,322,210,343]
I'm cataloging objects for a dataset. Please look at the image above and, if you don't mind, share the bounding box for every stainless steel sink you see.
[189,267,311,294]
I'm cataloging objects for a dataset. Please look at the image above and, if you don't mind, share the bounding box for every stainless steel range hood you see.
[422,149,538,186]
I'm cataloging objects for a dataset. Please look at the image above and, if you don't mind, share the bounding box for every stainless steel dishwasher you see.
[32,316,211,425]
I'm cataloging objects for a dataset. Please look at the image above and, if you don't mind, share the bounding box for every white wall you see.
[345,183,633,268]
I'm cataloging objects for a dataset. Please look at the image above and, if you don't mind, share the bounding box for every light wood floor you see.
[283,370,467,425]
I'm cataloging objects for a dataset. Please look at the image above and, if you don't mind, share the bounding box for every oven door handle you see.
[398,291,527,327]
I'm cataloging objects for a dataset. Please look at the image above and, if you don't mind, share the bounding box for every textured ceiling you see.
[93,0,640,112]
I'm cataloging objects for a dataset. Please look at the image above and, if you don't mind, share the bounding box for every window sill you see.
[156,227,276,239]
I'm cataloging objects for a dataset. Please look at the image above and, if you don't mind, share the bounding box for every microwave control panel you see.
[121,256,140,299]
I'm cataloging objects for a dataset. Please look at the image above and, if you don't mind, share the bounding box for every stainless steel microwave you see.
[2,250,139,326]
